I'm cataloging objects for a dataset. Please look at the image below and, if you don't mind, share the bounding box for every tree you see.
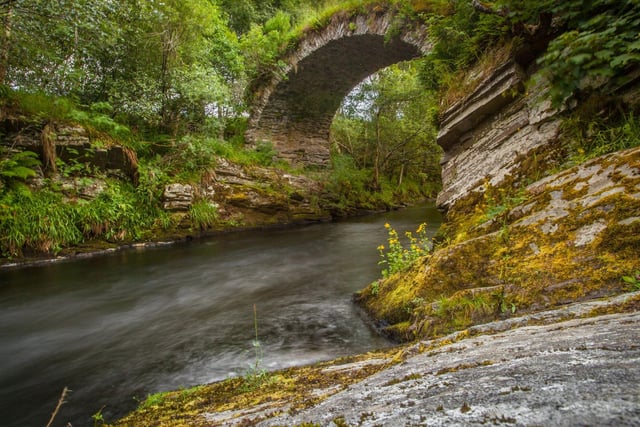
[332,61,442,193]
[473,0,640,106]
[100,0,243,134]
[0,0,122,95]
[0,0,244,135]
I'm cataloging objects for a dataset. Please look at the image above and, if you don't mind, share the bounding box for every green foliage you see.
[240,10,294,83]
[562,110,640,166]
[6,91,76,122]
[331,61,442,206]
[242,304,273,391]
[378,222,432,278]
[0,175,167,257]
[418,0,509,92]
[0,190,82,257]
[0,150,41,192]
[158,135,279,182]
[504,0,640,106]
[139,391,170,409]
[483,191,526,223]
[2,0,244,135]
[622,271,640,291]
[5,88,136,149]
[189,200,218,230]
[324,153,376,211]
[91,407,105,427]
[69,102,133,143]
[76,183,157,241]
[161,135,219,179]
[434,293,496,328]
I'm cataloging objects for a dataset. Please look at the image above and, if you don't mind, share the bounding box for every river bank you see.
[0,198,427,270]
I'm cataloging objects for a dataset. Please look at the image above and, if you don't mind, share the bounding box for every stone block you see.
[163,183,194,211]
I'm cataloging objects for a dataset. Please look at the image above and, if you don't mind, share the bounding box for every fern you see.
[0,150,41,191]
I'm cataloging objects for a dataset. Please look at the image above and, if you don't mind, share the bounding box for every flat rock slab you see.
[260,311,640,426]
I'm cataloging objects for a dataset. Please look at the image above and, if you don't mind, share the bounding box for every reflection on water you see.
[0,203,441,426]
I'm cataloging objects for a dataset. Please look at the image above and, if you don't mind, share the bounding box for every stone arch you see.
[245,7,431,167]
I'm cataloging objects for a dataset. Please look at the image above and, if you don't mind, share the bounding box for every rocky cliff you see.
[355,55,640,341]
[161,158,331,229]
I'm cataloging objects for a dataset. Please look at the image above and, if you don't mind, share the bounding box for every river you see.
[0,203,441,426]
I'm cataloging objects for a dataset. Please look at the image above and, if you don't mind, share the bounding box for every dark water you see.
[0,203,441,427]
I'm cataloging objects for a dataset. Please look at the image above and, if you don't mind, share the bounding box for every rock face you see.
[245,6,430,167]
[111,294,640,426]
[356,146,639,341]
[260,304,640,427]
[163,183,194,211]
[162,158,331,225]
[435,60,561,211]
[436,61,526,152]
[6,122,138,183]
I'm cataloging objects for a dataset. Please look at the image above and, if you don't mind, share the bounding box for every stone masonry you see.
[245,7,431,167]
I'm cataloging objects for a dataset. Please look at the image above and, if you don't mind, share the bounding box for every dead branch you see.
[45,386,70,427]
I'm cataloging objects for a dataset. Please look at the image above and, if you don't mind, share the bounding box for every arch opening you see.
[246,11,429,167]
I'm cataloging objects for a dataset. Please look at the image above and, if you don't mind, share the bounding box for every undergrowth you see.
[561,110,640,166]
[323,153,432,214]
[2,89,137,149]
[189,200,219,230]
[0,181,165,258]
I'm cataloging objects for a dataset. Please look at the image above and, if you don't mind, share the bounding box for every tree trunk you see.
[373,111,381,190]
[0,5,13,86]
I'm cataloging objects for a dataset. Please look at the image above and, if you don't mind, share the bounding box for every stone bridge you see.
[245,6,430,166]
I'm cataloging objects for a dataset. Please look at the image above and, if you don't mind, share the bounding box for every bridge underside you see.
[247,33,422,166]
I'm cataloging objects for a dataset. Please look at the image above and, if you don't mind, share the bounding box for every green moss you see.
[109,349,402,427]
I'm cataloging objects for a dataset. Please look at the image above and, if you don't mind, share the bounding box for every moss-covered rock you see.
[109,349,402,427]
[356,146,640,341]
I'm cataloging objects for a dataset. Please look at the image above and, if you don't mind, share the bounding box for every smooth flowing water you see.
[0,203,441,426]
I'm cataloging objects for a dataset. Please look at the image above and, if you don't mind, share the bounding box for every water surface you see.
[0,203,441,426]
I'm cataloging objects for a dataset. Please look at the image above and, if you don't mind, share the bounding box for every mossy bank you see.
[356,146,640,341]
